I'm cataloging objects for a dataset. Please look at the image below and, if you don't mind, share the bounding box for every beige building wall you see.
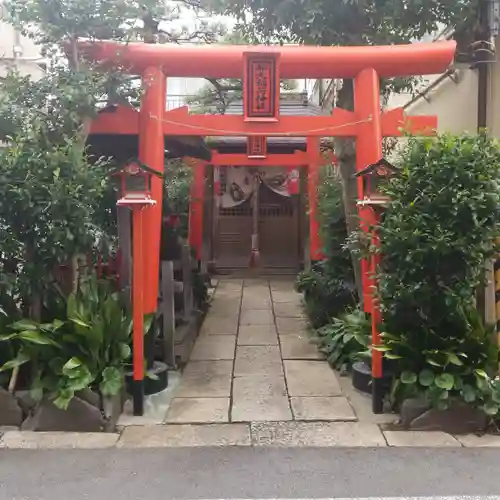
[405,69,479,134]
[0,21,44,80]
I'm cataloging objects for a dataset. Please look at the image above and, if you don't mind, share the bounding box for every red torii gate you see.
[83,39,456,414]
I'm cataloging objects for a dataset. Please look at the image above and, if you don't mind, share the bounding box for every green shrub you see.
[316,308,371,374]
[296,165,357,327]
[296,261,357,328]
[377,133,500,414]
[0,275,134,409]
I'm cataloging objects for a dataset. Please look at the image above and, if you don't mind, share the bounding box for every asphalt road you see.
[1,447,500,500]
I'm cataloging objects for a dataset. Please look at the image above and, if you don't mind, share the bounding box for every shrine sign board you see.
[243,52,280,122]
[247,135,268,158]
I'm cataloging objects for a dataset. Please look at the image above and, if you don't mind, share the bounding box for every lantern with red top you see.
[354,158,398,209]
[115,159,161,417]
[116,160,157,207]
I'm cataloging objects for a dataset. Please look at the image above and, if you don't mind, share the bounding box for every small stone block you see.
[165,398,229,423]
[455,434,500,447]
[384,430,461,447]
[118,424,251,447]
[291,397,357,421]
[0,431,119,449]
[0,388,22,427]
[251,421,386,447]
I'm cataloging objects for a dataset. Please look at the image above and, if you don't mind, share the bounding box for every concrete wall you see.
[0,21,44,80]
[405,69,479,134]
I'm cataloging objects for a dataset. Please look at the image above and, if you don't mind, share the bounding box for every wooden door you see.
[215,200,253,269]
[258,183,299,271]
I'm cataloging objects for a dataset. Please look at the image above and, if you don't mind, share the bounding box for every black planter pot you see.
[125,361,169,396]
[352,361,393,396]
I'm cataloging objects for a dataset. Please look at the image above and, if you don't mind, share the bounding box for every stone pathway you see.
[3,278,500,448]
[165,278,356,425]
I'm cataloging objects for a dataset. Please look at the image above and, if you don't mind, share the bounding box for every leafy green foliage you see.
[377,133,500,413]
[164,159,193,239]
[316,309,370,374]
[0,275,132,409]
[205,0,475,46]
[296,166,357,327]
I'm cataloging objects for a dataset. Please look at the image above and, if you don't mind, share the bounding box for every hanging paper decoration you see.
[229,182,245,202]
[287,168,300,195]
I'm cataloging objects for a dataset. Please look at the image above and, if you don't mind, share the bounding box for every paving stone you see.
[200,317,238,335]
[284,360,342,396]
[165,398,229,423]
[190,335,236,361]
[241,297,272,310]
[270,281,296,292]
[271,291,302,304]
[212,292,241,301]
[232,374,291,422]
[234,346,283,376]
[240,309,274,326]
[217,280,243,291]
[206,306,240,320]
[251,421,386,447]
[276,317,309,335]
[1,431,119,449]
[280,334,323,360]
[232,395,292,422]
[238,325,278,345]
[291,396,357,421]
[384,430,461,447]
[244,279,269,287]
[273,302,305,318]
[175,361,233,398]
[118,424,251,447]
[455,434,500,447]
[233,373,288,398]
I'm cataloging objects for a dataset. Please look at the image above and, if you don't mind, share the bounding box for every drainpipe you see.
[477,0,498,326]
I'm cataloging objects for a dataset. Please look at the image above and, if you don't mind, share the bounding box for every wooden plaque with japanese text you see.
[243,52,280,122]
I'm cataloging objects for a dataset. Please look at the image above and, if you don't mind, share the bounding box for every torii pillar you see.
[139,67,166,314]
[188,159,206,261]
[307,136,324,262]
[354,68,384,412]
